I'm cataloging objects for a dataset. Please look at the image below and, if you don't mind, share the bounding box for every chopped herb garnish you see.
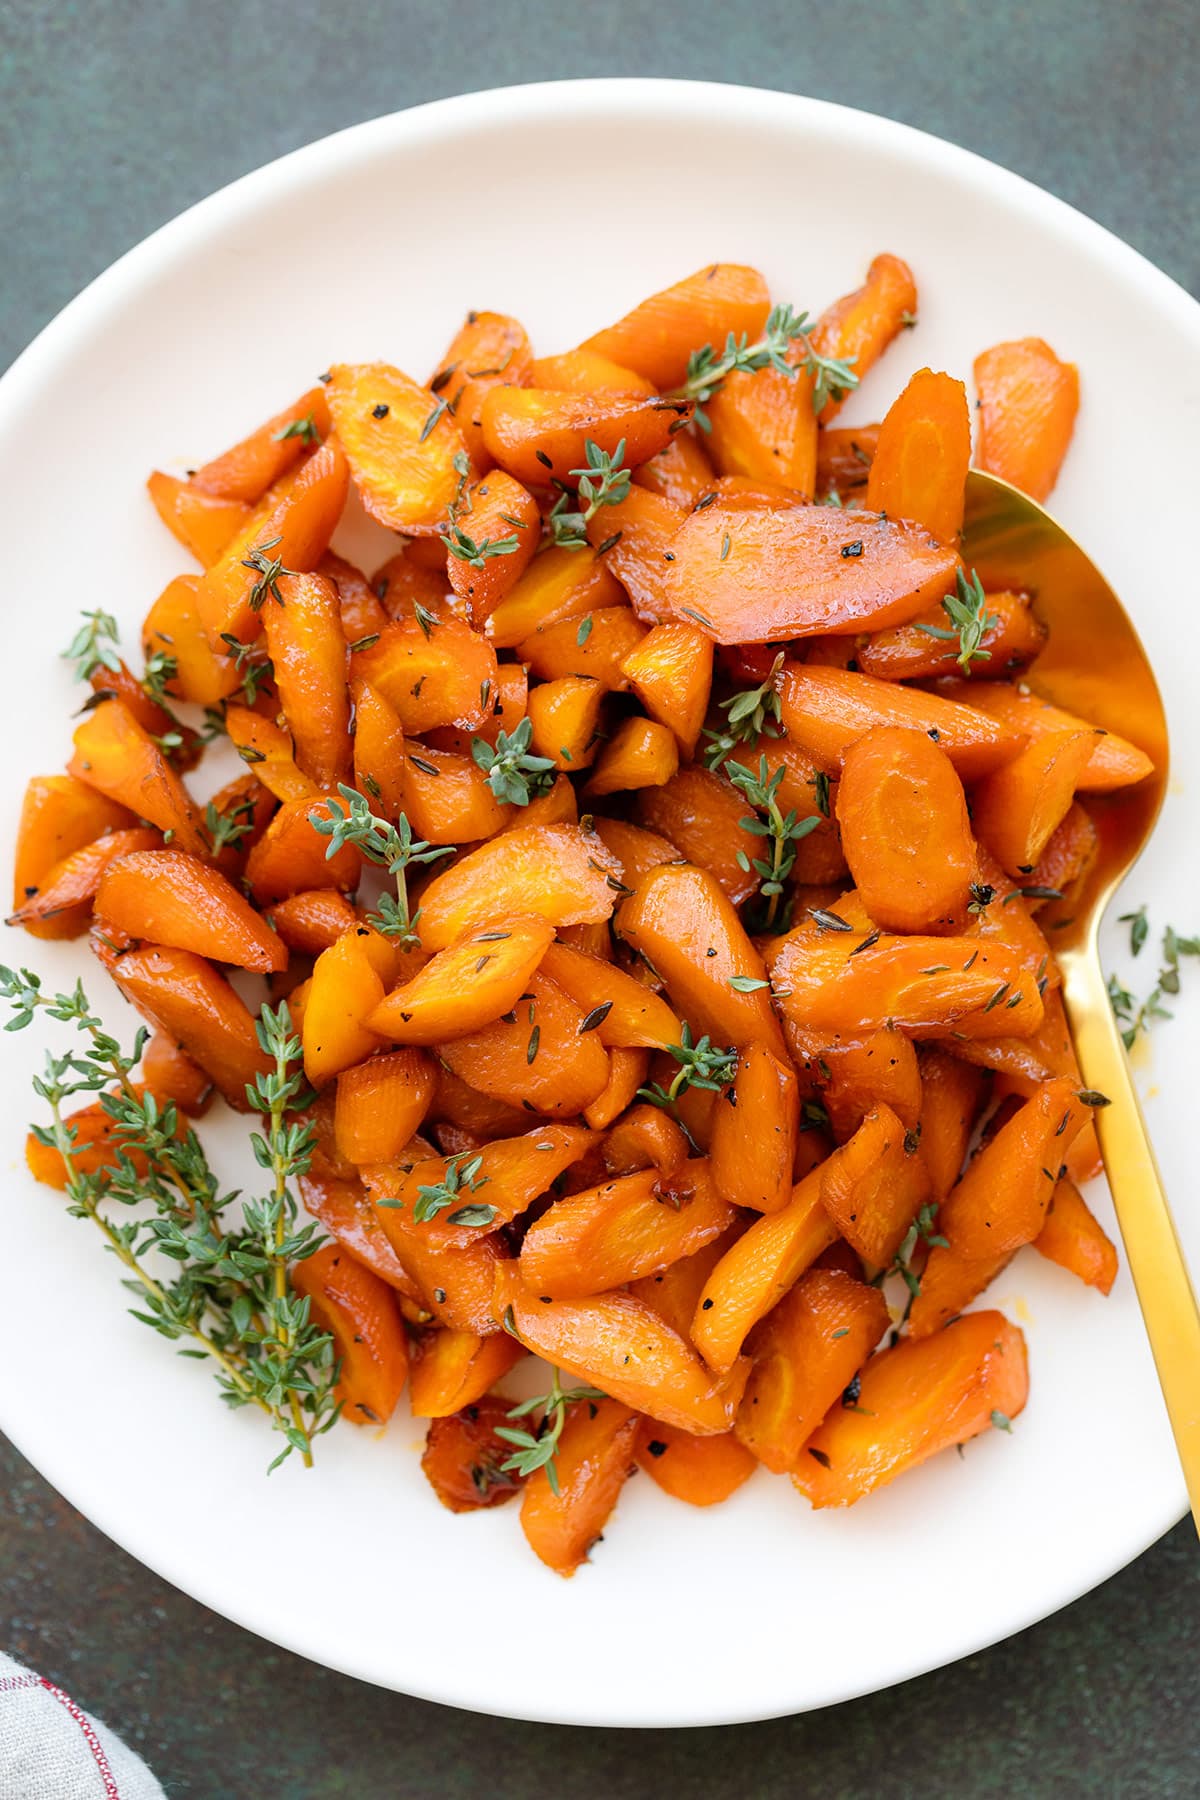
[496,1370,608,1496]
[912,568,997,672]
[471,717,557,807]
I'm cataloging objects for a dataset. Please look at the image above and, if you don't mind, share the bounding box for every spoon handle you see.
[1063,950,1200,1529]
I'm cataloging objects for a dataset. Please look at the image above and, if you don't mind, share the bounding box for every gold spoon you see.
[963,468,1199,1522]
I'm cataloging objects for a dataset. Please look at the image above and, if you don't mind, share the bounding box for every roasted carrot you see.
[1035,1178,1118,1295]
[709,1042,799,1214]
[521,1399,641,1576]
[482,389,691,488]
[974,337,1079,501]
[835,726,977,932]
[290,1243,408,1425]
[809,253,918,422]
[68,700,208,858]
[421,1398,524,1512]
[103,942,270,1110]
[578,263,770,389]
[327,361,464,532]
[777,664,1023,780]
[865,368,971,543]
[818,1102,931,1267]
[334,1049,435,1165]
[636,1423,757,1506]
[430,310,534,472]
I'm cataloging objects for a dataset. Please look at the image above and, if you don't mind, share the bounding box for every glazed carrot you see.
[818,1103,931,1267]
[633,430,717,508]
[244,795,361,902]
[603,1103,690,1178]
[858,590,1044,683]
[430,310,534,471]
[422,1398,525,1511]
[485,546,624,649]
[291,1243,408,1425]
[371,546,457,625]
[537,941,681,1049]
[140,1030,213,1117]
[190,386,332,504]
[963,849,1061,991]
[416,822,621,948]
[777,664,1023,780]
[917,1047,988,1199]
[649,502,960,644]
[428,1064,533,1142]
[635,764,763,906]
[500,771,577,832]
[87,658,202,770]
[809,253,918,422]
[401,741,509,845]
[8,826,160,933]
[264,889,359,954]
[733,727,846,885]
[974,337,1079,501]
[785,1022,923,1139]
[12,776,136,941]
[366,1125,596,1251]
[578,263,770,389]
[835,726,977,932]
[365,1203,512,1333]
[409,1328,526,1419]
[636,1423,757,1506]
[351,618,497,735]
[223,706,315,804]
[1027,800,1098,904]
[104,942,270,1110]
[439,971,610,1118]
[582,1046,650,1131]
[970,729,1095,877]
[628,1227,740,1336]
[327,361,465,532]
[298,1170,423,1301]
[482,388,691,488]
[691,1167,837,1372]
[1034,1178,1118,1295]
[95,848,287,972]
[519,605,646,690]
[934,1077,1089,1260]
[939,680,1153,793]
[334,1049,435,1165]
[526,675,604,771]
[530,347,654,394]
[318,552,390,645]
[146,471,251,567]
[618,623,713,755]
[346,680,405,821]
[584,486,686,619]
[206,773,276,880]
[506,1285,749,1435]
[519,1160,737,1298]
[865,368,971,543]
[735,1267,890,1471]
[521,1399,641,1576]
[590,817,679,889]
[709,1043,799,1214]
[706,352,817,497]
[943,982,1081,1095]
[815,423,880,499]
[302,926,397,1086]
[367,916,554,1044]
[68,699,208,858]
[793,1312,1028,1507]
[587,716,678,796]
[261,572,352,789]
[445,472,540,622]
[142,574,241,707]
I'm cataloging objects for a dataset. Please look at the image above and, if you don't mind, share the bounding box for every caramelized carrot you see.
[635,765,763,907]
[146,471,251,567]
[95,847,287,972]
[439,971,610,1119]
[430,310,533,472]
[859,590,1045,682]
[835,726,976,932]
[603,1103,690,1178]
[709,1043,799,1214]
[263,889,359,954]
[482,389,691,488]
[778,664,1023,780]
[934,1077,1089,1261]
[334,1049,435,1165]
[521,1399,640,1575]
[445,472,540,622]
[367,916,553,1044]
[940,680,1153,793]
[633,430,716,508]
[809,253,918,422]
[142,574,241,707]
[619,622,713,753]
[421,1397,524,1511]
[865,368,971,543]
[636,1423,757,1506]
[140,1031,213,1116]
[104,942,270,1110]
[537,940,681,1049]
[68,700,208,858]
[974,337,1079,501]
[1035,1179,1118,1295]
[8,826,160,934]
[969,730,1095,877]
[290,1243,408,1425]
[582,1046,650,1132]
[485,546,624,649]
[417,823,621,948]
[327,361,465,532]
[261,572,352,789]
[190,387,332,504]
[818,1103,931,1267]
[578,263,770,389]
[352,618,497,735]
[408,1328,526,1419]
[587,716,678,796]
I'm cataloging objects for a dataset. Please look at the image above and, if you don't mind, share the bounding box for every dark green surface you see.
[2,3,1198,1794]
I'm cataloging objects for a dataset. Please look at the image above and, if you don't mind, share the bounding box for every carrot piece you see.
[333,1049,435,1165]
[651,502,960,644]
[709,1043,799,1214]
[223,705,316,804]
[584,486,686,620]
[917,1047,988,1199]
[351,617,497,735]
[260,572,351,788]
[628,1227,740,1335]
[95,847,286,973]
[318,552,389,646]
[590,817,678,889]
[859,589,1045,683]
[366,1125,595,1250]
[974,338,1080,501]
[401,741,509,845]
[964,849,1061,987]
[26,1083,184,1189]
[290,1242,407,1425]
[865,368,971,543]
[481,388,692,488]
[778,664,1023,780]
[735,1267,890,1471]
[409,1328,526,1419]
[367,915,553,1044]
[146,470,251,566]
[586,716,678,797]
[417,822,621,948]
[8,826,160,934]
[636,1422,757,1506]
[1035,1178,1118,1295]
[1029,801,1098,905]
[520,1399,640,1575]
[794,1311,1027,1506]
[579,264,770,390]
[141,1031,213,1116]
[428,1065,537,1142]
[529,347,653,394]
[942,980,1081,1095]
[206,774,277,881]
[618,622,713,755]
[618,862,784,1055]
[244,794,361,901]
[537,941,681,1050]
[195,439,349,649]
[104,942,270,1109]
[969,730,1096,876]
[431,311,533,472]
[439,971,610,1119]
[526,676,604,771]
[707,327,818,489]
[346,681,405,821]
[772,922,1042,1040]
[142,574,241,707]
[633,430,716,508]
[519,1159,737,1298]
[507,1285,749,1435]
[691,1167,836,1372]
[934,1077,1089,1261]
[263,890,358,955]
[836,725,977,932]
[634,765,762,907]
[302,927,397,1086]
[485,545,624,649]
[603,1103,690,1178]
[785,1022,923,1140]
[815,424,880,500]
[809,253,919,423]
[12,775,135,940]
[421,1398,525,1511]
[91,652,205,764]
[297,1168,421,1298]
[326,361,464,532]
[443,471,540,623]
[360,1198,511,1333]
[189,387,331,504]
[818,1103,931,1267]
[68,699,208,858]
[940,680,1153,793]
[519,604,646,691]
[371,547,457,627]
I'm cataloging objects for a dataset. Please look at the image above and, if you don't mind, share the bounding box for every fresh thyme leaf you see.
[1118,905,1148,957]
[412,1151,490,1224]
[63,610,122,682]
[142,649,178,705]
[442,518,520,567]
[728,975,769,992]
[720,752,820,930]
[242,536,296,612]
[219,633,275,705]
[470,717,557,807]
[498,1370,607,1494]
[308,785,454,947]
[272,413,321,445]
[204,794,257,854]
[703,653,785,770]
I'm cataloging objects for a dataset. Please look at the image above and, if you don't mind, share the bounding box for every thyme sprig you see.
[678,303,858,427]
[204,794,257,854]
[702,653,785,770]
[912,569,997,672]
[638,1024,738,1146]
[63,610,121,682]
[411,1152,494,1226]
[442,518,520,567]
[471,717,557,807]
[308,785,454,947]
[1107,914,1200,1050]
[496,1370,607,1495]
[219,632,276,706]
[724,754,822,930]
[545,438,633,550]
[243,536,296,611]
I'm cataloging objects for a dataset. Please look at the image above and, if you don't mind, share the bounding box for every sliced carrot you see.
[416,822,621,949]
[319,551,389,645]
[244,794,361,902]
[421,1398,525,1512]
[974,337,1079,501]
[590,817,679,889]
[836,725,977,932]
[430,310,534,471]
[778,664,1023,780]
[636,1422,757,1506]
[970,730,1095,877]
[1029,802,1098,906]
[706,346,817,497]
[327,361,464,532]
[368,915,553,1044]
[1035,1179,1118,1295]
[585,486,686,620]
[261,572,352,789]
[86,658,202,770]
[439,971,610,1119]
[481,388,692,488]
[350,680,406,821]
[8,826,160,934]
[104,942,270,1110]
[206,773,277,881]
[530,347,654,394]
[12,775,136,940]
[633,430,716,509]
[334,1049,435,1165]
[917,1047,988,1199]
[785,1021,923,1140]
[26,1083,184,1190]
[142,574,241,706]
[408,1328,526,1419]
[290,1242,408,1424]
[709,1043,799,1214]
[865,368,971,543]
[809,253,918,422]
[521,1399,640,1576]
[537,940,681,1049]
[587,716,678,796]
[190,386,332,504]
[519,604,646,691]
[940,680,1153,794]
[526,675,604,772]
[95,847,286,972]
[635,764,762,906]
[302,926,397,1086]
[485,545,624,649]
[603,1103,690,1178]
[68,699,208,858]
[934,1077,1089,1261]
[445,471,540,623]
[351,617,497,735]
[859,589,1045,683]
[578,263,770,390]
[146,470,251,566]
[818,1103,930,1267]
[140,1030,214,1117]
[401,741,509,845]
[815,423,880,500]
[264,889,359,954]
[298,1169,422,1300]
[366,1124,595,1250]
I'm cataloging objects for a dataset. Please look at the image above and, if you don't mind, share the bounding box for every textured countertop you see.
[2,3,1198,1794]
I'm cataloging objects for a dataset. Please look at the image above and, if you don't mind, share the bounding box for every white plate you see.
[1,80,1197,1728]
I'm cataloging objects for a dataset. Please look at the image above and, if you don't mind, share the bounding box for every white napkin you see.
[0,1652,164,1799]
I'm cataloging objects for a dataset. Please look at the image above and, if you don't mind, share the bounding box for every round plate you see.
[1,80,1197,1727]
